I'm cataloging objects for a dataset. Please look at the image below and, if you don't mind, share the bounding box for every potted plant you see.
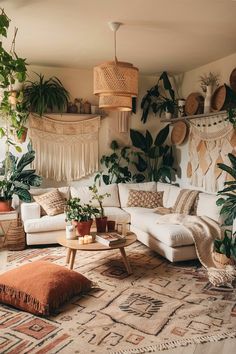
[65,197,99,236]
[216,153,236,226]
[89,184,110,232]
[141,71,177,123]
[23,73,70,116]
[0,143,42,211]
[213,229,236,268]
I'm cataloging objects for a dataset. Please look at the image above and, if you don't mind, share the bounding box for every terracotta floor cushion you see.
[0,261,92,316]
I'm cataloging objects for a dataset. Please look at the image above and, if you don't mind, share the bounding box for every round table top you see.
[57,232,137,251]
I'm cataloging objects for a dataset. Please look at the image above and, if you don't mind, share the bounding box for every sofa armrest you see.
[21,202,41,223]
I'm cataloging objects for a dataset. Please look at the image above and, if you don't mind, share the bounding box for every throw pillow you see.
[34,189,65,216]
[173,189,199,214]
[0,261,92,316]
[127,190,164,208]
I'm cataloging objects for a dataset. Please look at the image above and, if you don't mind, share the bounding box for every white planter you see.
[204,85,212,114]
[66,225,76,240]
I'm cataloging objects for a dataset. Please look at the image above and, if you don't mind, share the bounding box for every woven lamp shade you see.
[99,95,132,111]
[94,61,139,97]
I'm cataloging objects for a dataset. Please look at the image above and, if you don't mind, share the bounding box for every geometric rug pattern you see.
[0,242,236,353]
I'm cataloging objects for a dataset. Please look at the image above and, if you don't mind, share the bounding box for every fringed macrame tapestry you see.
[29,115,101,182]
[187,112,236,192]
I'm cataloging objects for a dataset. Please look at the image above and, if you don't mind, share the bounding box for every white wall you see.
[175,52,236,189]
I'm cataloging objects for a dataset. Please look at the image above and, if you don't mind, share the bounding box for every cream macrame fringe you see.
[29,115,100,181]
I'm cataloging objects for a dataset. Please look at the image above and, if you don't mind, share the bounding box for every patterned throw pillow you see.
[127,190,164,208]
[173,189,199,214]
[33,189,66,216]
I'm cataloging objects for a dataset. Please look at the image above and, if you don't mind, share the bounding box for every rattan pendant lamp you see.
[94,22,139,111]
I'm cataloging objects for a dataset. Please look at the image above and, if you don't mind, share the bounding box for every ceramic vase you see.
[204,85,212,114]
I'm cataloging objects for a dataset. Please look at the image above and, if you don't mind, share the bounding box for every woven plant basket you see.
[212,251,235,269]
[6,218,26,251]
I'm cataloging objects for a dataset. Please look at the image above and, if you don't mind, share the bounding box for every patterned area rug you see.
[0,242,236,354]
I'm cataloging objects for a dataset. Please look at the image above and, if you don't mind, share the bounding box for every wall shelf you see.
[160,110,227,124]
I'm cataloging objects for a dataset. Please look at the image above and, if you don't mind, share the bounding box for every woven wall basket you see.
[6,219,26,251]
[99,95,132,111]
[94,61,139,97]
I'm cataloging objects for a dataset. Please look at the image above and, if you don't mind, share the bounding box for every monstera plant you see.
[130,124,175,183]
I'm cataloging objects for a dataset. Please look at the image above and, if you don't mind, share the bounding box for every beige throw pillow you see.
[173,189,199,214]
[34,189,66,216]
[127,190,163,208]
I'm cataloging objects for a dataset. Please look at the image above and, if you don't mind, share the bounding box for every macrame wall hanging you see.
[29,115,101,182]
[187,112,236,192]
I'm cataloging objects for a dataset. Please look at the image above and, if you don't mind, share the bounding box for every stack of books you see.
[95,232,126,246]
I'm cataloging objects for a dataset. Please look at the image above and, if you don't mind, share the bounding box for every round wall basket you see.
[171,121,188,145]
[185,93,204,116]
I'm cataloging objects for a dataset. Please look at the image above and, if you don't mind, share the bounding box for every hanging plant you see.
[141,71,177,123]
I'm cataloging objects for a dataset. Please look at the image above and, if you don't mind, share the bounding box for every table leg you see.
[119,247,132,275]
[66,248,72,264]
[69,249,77,270]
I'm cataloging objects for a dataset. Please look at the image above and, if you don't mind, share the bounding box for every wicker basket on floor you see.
[6,218,26,251]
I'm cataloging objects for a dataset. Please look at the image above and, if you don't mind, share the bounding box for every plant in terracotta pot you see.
[213,229,236,268]
[89,184,110,232]
[65,197,99,237]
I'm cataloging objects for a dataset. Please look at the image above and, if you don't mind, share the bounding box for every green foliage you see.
[24,73,70,116]
[95,140,133,185]
[65,198,99,222]
[227,108,236,128]
[141,71,177,123]
[89,184,110,218]
[0,143,42,202]
[217,153,236,226]
[130,125,175,183]
[214,229,236,260]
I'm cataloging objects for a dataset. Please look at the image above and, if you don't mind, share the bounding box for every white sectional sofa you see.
[21,182,221,262]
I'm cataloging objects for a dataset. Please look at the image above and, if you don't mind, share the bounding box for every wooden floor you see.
[0,249,235,354]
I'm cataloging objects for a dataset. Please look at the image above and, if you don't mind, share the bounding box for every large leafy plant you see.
[130,124,175,183]
[65,198,99,222]
[24,73,70,116]
[0,143,42,202]
[216,153,236,226]
[0,8,28,153]
[214,229,236,260]
[141,71,177,123]
[95,140,133,185]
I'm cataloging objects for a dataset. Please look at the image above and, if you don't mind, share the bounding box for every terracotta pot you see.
[0,199,12,212]
[15,127,28,143]
[77,219,93,237]
[96,217,108,233]
[212,251,234,269]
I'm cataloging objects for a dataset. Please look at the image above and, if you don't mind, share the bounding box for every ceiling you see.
[1,0,236,75]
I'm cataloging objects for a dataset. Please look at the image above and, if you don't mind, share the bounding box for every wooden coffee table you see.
[57,232,137,275]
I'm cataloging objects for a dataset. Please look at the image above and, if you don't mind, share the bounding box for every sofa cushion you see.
[24,213,66,233]
[0,261,92,316]
[127,190,163,208]
[156,182,171,208]
[165,185,182,208]
[124,208,193,247]
[70,184,120,207]
[118,182,157,208]
[103,207,130,223]
[196,192,221,222]
[30,187,70,200]
[173,189,200,214]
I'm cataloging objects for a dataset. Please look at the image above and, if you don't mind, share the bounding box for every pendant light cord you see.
[114,30,118,63]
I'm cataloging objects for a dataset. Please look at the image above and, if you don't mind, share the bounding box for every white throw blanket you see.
[157,213,222,268]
